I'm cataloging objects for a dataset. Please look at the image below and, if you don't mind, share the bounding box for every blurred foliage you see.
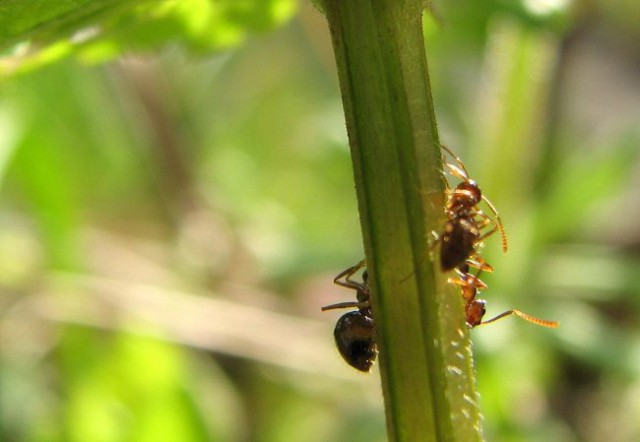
[0,0,639,441]
[0,0,296,75]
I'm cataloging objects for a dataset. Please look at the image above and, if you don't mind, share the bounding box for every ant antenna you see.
[480,309,559,328]
[477,195,508,254]
[439,144,470,179]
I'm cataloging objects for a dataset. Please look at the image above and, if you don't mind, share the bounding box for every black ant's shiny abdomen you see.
[333,311,377,372]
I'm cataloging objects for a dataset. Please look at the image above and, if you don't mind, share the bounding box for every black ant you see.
[436,144,508,273]
[449,264,559,328]
[321,260,377,372]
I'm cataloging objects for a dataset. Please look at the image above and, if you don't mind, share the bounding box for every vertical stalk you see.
[317,0,483,441]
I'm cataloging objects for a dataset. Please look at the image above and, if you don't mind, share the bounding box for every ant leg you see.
[480,309,559,328]
[333,260,366,290]
[465,255,494,273]
[344,259,366,286]
[453,265,484,281]
[325,261,370,312]
[468,210,507,254]
[447,276,488,291]
[449,267,488,289]
[477,225,499,243]
[321,300,370,311]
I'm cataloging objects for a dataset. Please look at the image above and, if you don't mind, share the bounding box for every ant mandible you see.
[321,260,377,372]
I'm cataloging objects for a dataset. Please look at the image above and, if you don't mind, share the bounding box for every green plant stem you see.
[318,1,482,441]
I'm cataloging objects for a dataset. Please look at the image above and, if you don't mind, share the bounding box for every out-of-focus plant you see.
[0,0,296,74]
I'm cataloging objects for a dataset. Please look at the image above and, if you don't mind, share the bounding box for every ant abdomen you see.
[333,311,377,372]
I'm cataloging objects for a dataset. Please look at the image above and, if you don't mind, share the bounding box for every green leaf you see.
[0,0,297,75]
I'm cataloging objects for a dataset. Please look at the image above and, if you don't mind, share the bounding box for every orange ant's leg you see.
[447,276,488,291]
[480,309,559,328]
[467,209,507,254]
[476,223,499,244]
[468,213,497,242]
[465,255,494,273]
[453,265,486,284]
[449,268,487,289]
[333,260,366,290]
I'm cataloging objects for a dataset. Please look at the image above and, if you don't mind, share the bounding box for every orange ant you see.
[321,260,377,372]
[449,264,559,328]
[435,144,508,273]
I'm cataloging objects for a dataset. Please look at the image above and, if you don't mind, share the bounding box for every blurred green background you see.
[1,0,640,441]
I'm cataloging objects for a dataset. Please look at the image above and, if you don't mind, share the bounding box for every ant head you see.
[334,311,377,372]
[451,181,482,207]
[466,299,486,328]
